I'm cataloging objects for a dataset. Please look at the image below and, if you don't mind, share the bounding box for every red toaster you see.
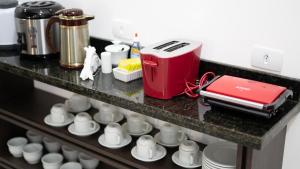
[140,39,202,99]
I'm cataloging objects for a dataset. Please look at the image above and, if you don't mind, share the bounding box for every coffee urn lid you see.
[0,0,18,9]
[15,1,64,19]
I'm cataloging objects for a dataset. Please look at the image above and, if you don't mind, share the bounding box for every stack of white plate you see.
[202,142,237,169]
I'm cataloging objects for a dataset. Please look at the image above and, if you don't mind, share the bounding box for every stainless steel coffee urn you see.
[46,8,94,69]
[15,1,64,58]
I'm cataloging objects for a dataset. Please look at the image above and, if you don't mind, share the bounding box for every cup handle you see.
[178,130,185,141]
[117,135,121,145]
[149,149,153,159]
[111,113,115,122]
[189,154,194,165]
[90,121,97,130]
[65,100,69,109]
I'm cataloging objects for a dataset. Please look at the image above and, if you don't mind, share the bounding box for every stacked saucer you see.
[202,142,237,169]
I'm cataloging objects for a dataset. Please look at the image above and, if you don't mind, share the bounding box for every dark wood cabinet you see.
[0,47,299,169]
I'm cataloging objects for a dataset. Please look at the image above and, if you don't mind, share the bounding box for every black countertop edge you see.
[0,61,297,149]
[261,102,300,146]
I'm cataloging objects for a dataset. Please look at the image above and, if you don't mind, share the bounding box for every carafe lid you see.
[0,0,18,9]
[15,1,64,19]
[60,8,83,17]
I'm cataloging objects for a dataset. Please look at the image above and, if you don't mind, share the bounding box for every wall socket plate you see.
[112,19,134,42]
[251,45,284,72]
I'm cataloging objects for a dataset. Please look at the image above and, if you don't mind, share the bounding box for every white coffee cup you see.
[78,153,99,169]
[160,123,182,145]
[104,123,124,145]
[7,137,28,158]
[43,137,61,153]
[50,103,68,123]
[22,143,43,164]
[65,94,90,112]
[60,162,82,169]
[26,130,43,143]
[98,103,117,123]
[42,153,63,169]
[62,145,78,162]
[179,140,200,165]
[136,135,156,159]
[74,112,97,133]
[127,114,146,134]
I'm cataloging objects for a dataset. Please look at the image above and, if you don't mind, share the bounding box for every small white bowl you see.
[7,137,28,158]
[62,145,78,162]
[26,130,43,143]
[60,162,82,169]
[22,143,43,164]
[105,44,130,65]
[43,137,61,153]
[42,153,64,169]
[78,153,99,169]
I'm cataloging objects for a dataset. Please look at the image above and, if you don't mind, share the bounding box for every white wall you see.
[34,0,300,168]
[55,0,300,79]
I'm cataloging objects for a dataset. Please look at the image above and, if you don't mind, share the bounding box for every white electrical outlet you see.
[112,19,134,41]
[251,45,284,72]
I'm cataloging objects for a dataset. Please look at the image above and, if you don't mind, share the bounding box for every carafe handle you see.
[46,16,60,53]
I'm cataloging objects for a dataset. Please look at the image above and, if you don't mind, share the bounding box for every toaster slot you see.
[153,41,179,50]
[164,43,190,52]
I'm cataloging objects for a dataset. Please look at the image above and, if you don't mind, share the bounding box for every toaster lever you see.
[143,60,158,67]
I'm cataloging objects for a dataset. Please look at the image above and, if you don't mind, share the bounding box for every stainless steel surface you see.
[59,25,89,68]
[15,18,59,55]
[200,90,264,110]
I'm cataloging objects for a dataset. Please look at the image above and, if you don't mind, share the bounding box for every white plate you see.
[68,123,100,137]
[66,102,92,113]
[93,112,124,125]
[172,151,202,168]
[122,122,153,136]
[203,157,235,169]
[154,131,187,147]
[44,113,74,127]
[131,145,167,162]
[202,162,214,169]
[203,160,235,169]
[98,134,132,149]
[203,142,237,168]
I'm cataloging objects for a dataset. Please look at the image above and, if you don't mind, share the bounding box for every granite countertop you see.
[0,41,299,150]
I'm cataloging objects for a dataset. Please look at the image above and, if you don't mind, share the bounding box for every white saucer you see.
[66,102,92,113]
[131,145,167,162]
[122,122,153,136]
[44,113,74,127]
[98,134,132,149]
[154,131,187,147]
[68,123,100,137]
[172,151,202,168]
[93,112,124,125]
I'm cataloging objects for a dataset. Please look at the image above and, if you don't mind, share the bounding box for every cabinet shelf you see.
[0,121,119,169]
[0,88,203,169]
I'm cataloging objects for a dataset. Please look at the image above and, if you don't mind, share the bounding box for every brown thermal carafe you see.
[46,8,94,69]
